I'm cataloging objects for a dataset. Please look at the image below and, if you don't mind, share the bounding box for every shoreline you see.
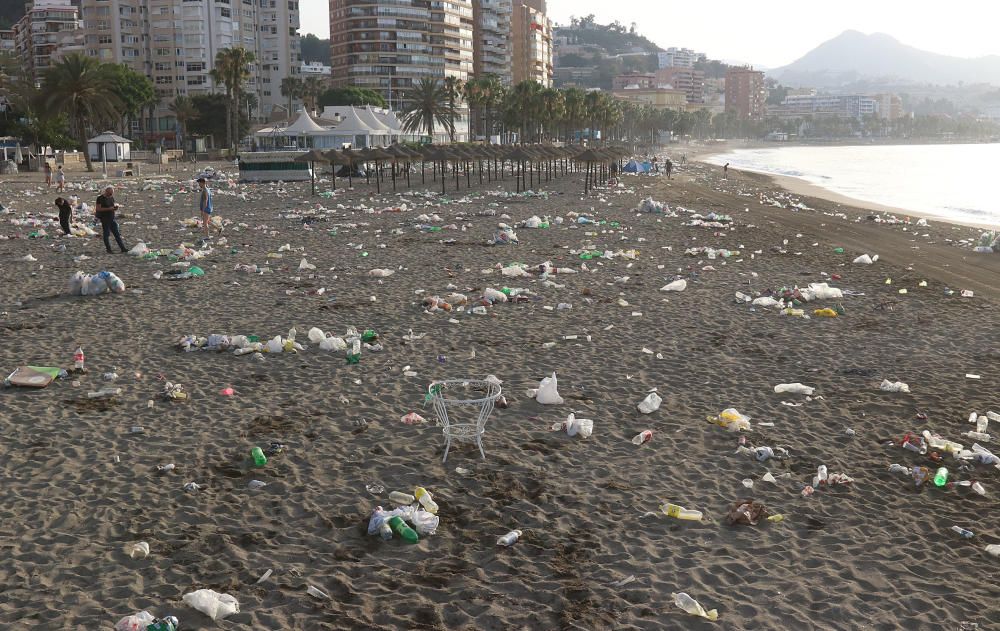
[693,150,1000,231]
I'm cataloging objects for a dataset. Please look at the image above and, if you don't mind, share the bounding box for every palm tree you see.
[280,76,303,116]
[538,87,565,142]
[561,87,586,143]
[504,81,542,143]
[302,76,325,114]
[169,95,197,150]
[43,54,122,171]
[400,77,451,142]
[442,76,463,143]
[212,46,255,150]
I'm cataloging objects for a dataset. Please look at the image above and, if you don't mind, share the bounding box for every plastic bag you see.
[660,279,687,292]
[114,611,155,631]
[411,509,439,535]
[369,268,394,277]
[534,372,564,405]
[774,383,814,395]
[880,379,910,393]
[752,296,780,307]
[307,327,326,344]
[265,335,283,353]
[319,336,346,351]
[482,287,508,303]
[298,257,316,271]
[710,408,752,431]
[637,391,662,414]
[726,499,770,526]
[853,254,878,265]
[182,588,239,621]
[809,282,843,300]
[128,242,149,257]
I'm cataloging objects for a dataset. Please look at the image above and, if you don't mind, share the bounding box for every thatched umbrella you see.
[363,146,394,194]
[340,147,365,189]
[294,149,330,196]
[322,149,347,190]
[384,144,412,189]
[421,145,455,195]
[506,146,536,193]
[574,148,607,195]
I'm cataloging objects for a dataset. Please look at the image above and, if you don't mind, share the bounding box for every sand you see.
[0,157,998,630]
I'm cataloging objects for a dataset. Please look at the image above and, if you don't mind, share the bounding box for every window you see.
[98,35,112,44]
[155,47,170,56]
[186,62,204,72]
[130,120,141,132]
[187,75,206,85]
[220,8,231,17]
[155,75,173,84]
[154,62,170,71]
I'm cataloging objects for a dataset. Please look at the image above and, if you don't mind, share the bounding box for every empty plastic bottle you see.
[933,467,949,486]
[497,530,522,546]
[951,526,974,539]
[250,447,267,467]
[389,491,415,505]
[414,487,439,514]
[813,465,828,487]
[659,503,703,521]
[368,507,393,541]
[632,430,653,445]
[146,616,179,631]
[971,481,986,496]
[387,515,419,543]
[671,592,718,621]
[74,346,85,372]
[976,416,989,433]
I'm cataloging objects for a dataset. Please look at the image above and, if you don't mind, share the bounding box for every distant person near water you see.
[723,163,729,179]
[54,197,72,235]
[198,177,221,238]
[95,186,128,253]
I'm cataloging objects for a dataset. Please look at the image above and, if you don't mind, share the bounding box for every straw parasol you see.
[294,149,330,196]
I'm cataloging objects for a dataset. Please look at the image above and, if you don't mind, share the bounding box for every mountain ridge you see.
[770,31,1000,87]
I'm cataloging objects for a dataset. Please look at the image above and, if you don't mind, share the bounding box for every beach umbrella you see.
[574,148,606,195]
[384,144,411,189]
[323,149,347,190]
[294,149,329,196]
[340,147,365,189]
[421,146,454,195]
[362,147,393,194]
[506,146,536,193]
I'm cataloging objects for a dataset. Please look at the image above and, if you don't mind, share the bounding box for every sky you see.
[299,0,1000,69]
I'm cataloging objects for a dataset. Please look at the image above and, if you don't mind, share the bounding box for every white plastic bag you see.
[265,335,283,353]
[752,296,780,307]
[411,509,439,535]
[128,242,149,257]
[534,372,564,405]
[307,327,326,344]
[637,391,662,414]
[853,254,878,265]
[182,588,240,621]
[660,279,687,292]
[115,611,155,631]
[319,335,346,351]
[774,383,815,395]
[880,379,910,393]
[483,287,508,303]
[298,257,316,271]
[369,268,394,277]
[808,283,843,300]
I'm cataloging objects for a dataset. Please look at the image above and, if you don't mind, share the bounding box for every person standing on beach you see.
[665,158,673,179]
[55,165,66,192]
[44,162,52,187]
[197,177,221,238]
[54,197,72,235]
[95,186,128,253]
[723,163,729,179]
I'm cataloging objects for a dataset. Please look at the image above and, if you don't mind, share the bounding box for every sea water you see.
[705,143,1000,226]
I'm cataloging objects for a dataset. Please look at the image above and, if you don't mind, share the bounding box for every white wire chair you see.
[427,379,502,462]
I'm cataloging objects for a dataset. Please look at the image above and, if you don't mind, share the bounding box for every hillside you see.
[553,17,662,89]
[0,0,23,29]
[770,30,1000,87]
[556,16,663,55]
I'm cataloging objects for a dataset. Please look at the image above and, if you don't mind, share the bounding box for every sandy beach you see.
[1,155,999,630]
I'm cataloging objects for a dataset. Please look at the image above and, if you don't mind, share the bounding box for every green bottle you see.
[387,516,419,543]
[933,467,948,486]
[251,446,267,467]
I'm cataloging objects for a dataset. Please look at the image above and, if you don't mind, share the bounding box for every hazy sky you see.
[300,0,1000,68]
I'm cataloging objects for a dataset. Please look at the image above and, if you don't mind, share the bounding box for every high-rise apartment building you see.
[511,0,551,86]
[656,47,705,69]
[80,0,301,145]
[472,0,512,84]
[655,67,705,104]
[725,66,765,120]
[12,0,80,83]
[328,0,475,107]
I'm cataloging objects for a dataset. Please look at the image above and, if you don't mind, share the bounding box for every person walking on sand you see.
[723,162,729,179]
[197,177,221,238]
[665,158,673,179]
[55,165,66,192]
[54,197,72,235]
[95,186,128,253]
[44,162,52,187]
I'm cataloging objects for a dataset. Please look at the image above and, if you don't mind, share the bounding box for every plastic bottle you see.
[971,481,986,496]
[387,515,419,543]
[976,416,988,433]
[632,430,653,445]
[368,507,393,541]
[146,616,179,631]
[389,491,415,505]
[250,447,267,467]
[414,487,439,514]
[813,465,828,487]
[933,467,949,486]
[346,338,361,364]
[659,503,703,521]
[671,592,718,621]
[497,529,522,546]
[965,431,991,442]
[951,526,974,539]
[74,346,85,372]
